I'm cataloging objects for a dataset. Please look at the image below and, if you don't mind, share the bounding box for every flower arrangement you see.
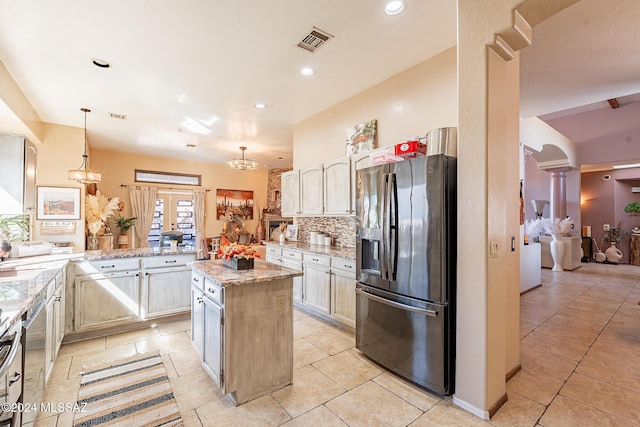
[604,221,629,244]
[525,217,574,239]
[217,236,261,260]
[85,191,120,239]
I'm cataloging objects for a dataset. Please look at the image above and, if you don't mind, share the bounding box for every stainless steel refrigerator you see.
[355,130,456,395]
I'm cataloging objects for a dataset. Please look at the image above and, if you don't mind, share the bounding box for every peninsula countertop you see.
[263,241,355,260]
[192,258,303,288]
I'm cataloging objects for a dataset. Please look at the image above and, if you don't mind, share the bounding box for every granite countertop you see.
[192,258,303,288]
[0,259,69,337]
[80,247,196,261]
[264,241,355,260]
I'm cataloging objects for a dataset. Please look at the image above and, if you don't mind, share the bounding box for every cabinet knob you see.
[208,288,216,294]
[101,265,115,269]
[165,260,177,264]
[197,297,203,304]
[54,296,62,302]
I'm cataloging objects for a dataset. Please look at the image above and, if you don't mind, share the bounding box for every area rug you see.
[73,352,182,427]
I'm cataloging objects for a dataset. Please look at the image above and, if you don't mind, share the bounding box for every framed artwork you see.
[216,189,254,220]
[37,186,81,220]
[346,119,377,156]
[285,224,298,241]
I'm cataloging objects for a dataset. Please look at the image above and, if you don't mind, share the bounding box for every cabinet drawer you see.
[332,257,356,274]
[191,270,204,291]
[266,246,282,256]
[282,249,302,261]
[204,278,224,306]
[143,254,194,269]
[76,258,140,274]
[303,253,331,267]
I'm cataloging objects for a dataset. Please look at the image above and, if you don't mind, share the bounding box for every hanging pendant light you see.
[227,146,258,171]
[68,108,101,184]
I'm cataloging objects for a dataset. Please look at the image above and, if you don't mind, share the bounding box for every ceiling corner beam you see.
[607,98,620,109]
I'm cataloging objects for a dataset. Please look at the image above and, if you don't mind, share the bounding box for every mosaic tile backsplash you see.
[295,216,356,249]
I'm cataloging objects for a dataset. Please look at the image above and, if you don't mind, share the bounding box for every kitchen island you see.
[191,258,303,406]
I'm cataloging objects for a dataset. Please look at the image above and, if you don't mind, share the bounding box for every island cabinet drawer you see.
[191,270,205,291]
[303,253,331,267]
[282,249,302,261]
[332,257,356,274]
[76,258,140,274]
[204,279,224,306]
[266,246,282,256]
[143,254,195,269]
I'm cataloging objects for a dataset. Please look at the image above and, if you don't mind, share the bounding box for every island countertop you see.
[192,258,303,288]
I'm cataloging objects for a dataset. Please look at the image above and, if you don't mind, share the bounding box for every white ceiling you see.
[0,0,639,169]
[0,0,457,168]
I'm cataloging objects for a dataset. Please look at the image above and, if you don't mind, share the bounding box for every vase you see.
[87,233,98,251]
[549,234,564,272]
[256,221,266,242]
[605,242,623,263]
[222,257,254,270]
[279,233,285,244]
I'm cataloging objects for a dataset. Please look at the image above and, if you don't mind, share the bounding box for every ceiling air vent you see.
[297,27,333,53]
[109,112,127,120]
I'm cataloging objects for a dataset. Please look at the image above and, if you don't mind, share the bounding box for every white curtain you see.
[129,185,157,248]
[194,189,206,259]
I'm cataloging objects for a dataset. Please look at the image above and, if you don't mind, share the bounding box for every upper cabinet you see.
[282,152,375,217]
[323,158,351,215]
[0,133,37,215]
[281,170,301,216]
[300,165,324,215]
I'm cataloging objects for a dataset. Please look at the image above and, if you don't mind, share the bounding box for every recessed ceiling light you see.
[91,58,111,68]
[255,103,267,109]
[301,67,314,76]
[385,0,405,15]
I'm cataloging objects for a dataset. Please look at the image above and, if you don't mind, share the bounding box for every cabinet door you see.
[203,298,223,389]
[283,259,303,303]
[74,272,140,331]
[300,166,324,215]
[303,264,331,315]
[54,284,65,358]
[45,297,55,382]
[351,153,371,215]
[281,170,300,216]
[144,267,191,318]
[191,286,204,355]
[324,158,351,215]
[331,269,356,328]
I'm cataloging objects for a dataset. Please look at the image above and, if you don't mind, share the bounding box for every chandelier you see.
[68,108,101,184]
[227,146,258,171]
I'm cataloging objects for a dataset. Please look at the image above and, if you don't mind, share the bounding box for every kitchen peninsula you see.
[191,259,302,405]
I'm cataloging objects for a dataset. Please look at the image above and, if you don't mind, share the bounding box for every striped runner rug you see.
[73,352,182,427]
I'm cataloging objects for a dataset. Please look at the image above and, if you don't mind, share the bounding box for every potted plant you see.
[114,215,136,248]
[0,215,30,259]
[624,201,640,216]
[603,221,629,263]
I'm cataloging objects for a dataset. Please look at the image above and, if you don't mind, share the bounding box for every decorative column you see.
[548,167,572,220]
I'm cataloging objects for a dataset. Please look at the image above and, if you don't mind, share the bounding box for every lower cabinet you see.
[331,265,356,328]
[191,285,205,355]
[45,274,65,382]
[202,295,223,388]
[143,266,191,318]
[74,271,140,331]
[303,258,331,316]
[282,259,303,303]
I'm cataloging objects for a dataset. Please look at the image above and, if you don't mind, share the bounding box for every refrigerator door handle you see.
[389,173,398,281]
[380,173,389,280]
[382,173,393,280]
[356,288,439,317]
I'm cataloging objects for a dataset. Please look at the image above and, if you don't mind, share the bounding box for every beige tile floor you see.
[36,262,640,426]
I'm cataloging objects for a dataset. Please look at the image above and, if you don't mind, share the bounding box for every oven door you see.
[0,323,23,427]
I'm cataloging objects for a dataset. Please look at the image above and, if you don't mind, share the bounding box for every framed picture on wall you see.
[37,186,81,220]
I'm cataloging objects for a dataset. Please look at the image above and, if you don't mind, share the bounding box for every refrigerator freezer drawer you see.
[355,286,454,395]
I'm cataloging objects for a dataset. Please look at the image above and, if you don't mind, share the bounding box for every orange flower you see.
[217,240,261,260]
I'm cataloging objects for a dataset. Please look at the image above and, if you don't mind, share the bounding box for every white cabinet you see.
[45,274,65,383]
[351,152,371,216]
[142,254,193,318]
[281,170,301,216]
[202,292,223,388]
[300,165,324,215]
[330,258,356,328]
[323,158,351,215]
[191,272,205,355]
[0,134,37,215]
[73,258,141,332]
[282,249,303,303]
[302,253,331,315]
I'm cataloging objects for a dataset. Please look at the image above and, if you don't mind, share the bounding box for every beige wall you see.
[0,61,44,143]
[292,47,457,168]
[90,149,268,246]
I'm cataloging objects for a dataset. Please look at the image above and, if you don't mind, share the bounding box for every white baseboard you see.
[452,395,490,420]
